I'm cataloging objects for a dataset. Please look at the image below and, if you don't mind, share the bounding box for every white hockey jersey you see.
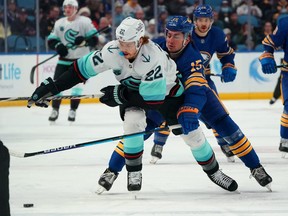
[77,40,184,102]
[48,15,97,59]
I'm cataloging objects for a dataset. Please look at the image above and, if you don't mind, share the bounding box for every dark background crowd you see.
[0,0,286,53]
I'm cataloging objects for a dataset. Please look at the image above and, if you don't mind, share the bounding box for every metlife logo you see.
[0,63,21,80]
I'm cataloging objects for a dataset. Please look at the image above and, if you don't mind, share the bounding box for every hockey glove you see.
[177,105,199,135]
[74,36,86,46]
[259,52,277,74]
[27,77,60,108]
[100,85,127,107]
[55,43,68,57]
[222,63,237,83]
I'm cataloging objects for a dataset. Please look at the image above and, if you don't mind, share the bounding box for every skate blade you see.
[150,156,160,164]
[281,152,286,158]
[227,156,235,163]
[49,121,56,126]
[265,183,272,192]
[130,191,139,200]
[95,185,107,195]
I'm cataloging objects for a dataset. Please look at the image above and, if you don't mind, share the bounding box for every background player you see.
[0,140,10,216]
[47,0,98,123]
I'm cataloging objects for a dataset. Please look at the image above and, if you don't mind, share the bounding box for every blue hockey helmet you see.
[166,16,193,35]
[193,4,213,20]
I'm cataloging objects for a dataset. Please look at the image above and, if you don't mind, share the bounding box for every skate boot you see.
[127,171,142,191]
[48,109,59,122]
[68,109,76,122]
[279,142,288,158]
[207,170,238,192]
[250,165,272,191]
[150,144,163,164]
[220,144,235,163]
[96,168,118,194]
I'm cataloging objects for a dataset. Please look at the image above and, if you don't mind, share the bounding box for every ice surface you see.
[1,100,288,216]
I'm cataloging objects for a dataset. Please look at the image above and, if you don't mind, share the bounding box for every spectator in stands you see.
[40,0,59,14]
[223,28,237,51]
[255,21,274,46]
[7,0,18,25]
[259,0,275,21]
[166,0,190,17]
[0,9,11,52]
[134,9,148,27]
[157,9,168,35]
[218,0,233,23]
[212,11,224,29]
[236,0,262,18]
[114,1,125,26]
[232,22,258,50]
[122,0,143,17]
[40,5,60,40]
[276,0,288,15]
[78,6,91,18]
[11,7,36,36]
[95,17,111,49]
[224,11,242,43]
[146,18,157,40]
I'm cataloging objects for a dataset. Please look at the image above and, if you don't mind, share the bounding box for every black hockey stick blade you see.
[0,94,103,102]
[276,64,288,68]
[30,53,58,84]
[9,124,181,158]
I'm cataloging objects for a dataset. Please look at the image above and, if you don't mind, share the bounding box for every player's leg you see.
[202,89,272,189]
[49,64,69,122]
[206,76,235,162]
[146,110,170,164]
[279,72,288,156]
[68,84,83,122]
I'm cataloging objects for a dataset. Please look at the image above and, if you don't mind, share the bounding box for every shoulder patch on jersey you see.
[60,26,65,31]
[107,44,119,53]
[113,69,121,75]
[141,54,150,62]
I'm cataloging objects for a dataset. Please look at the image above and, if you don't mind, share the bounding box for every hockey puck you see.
[23,203,34,208]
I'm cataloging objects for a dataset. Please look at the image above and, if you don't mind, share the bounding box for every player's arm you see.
[27,50,108,108]
[216,30,237,83]
[259,18,287,74]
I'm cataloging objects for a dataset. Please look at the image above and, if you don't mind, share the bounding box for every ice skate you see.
[250,165,273,191]
[48,109,59,123]
[96,168,118,195]
[150,144,163,164]
[127,171,142,191]
[279,142,288,158]
[68,109,76,122]
[207,169,238,192]
[220,144,235,163]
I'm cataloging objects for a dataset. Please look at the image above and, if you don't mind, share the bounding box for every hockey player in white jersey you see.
[47,0,98,123]
[28,17,238,192]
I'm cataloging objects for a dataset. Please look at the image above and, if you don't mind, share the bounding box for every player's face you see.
[166,30,185,53]
[118,41,138,59]
[194,17,213,34]
[63,5,77,17]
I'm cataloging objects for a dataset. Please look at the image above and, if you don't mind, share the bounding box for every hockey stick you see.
[0,94,103,102]
[30,25,111,84]
[276,64,288,68]
[9,124,181,158]
[209,73,223,77]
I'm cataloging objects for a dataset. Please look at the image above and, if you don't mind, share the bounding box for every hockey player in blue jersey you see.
[27,17,238,193]
[95,15,273,194]
[259,16,288,157]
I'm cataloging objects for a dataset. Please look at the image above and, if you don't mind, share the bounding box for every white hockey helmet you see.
[116,17,145,43]
[63,0,79,8]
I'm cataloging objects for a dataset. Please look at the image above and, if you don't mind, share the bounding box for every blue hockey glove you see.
[259,52,277,74]
[100,85,127,107]
[177,105,199,135]
[222,63,237,83]
[27,77,59,108]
